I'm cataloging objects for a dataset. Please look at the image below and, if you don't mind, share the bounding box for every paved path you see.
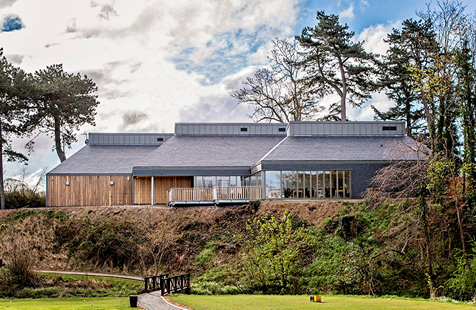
[138,291,187,310]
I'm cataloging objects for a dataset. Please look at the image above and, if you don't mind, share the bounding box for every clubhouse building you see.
[46,121,424,207]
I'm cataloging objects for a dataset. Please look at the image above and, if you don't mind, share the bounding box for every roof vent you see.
[157,137,164,142]
[240,128,248,132]
[278,128,286,132]
[382,126,397,131]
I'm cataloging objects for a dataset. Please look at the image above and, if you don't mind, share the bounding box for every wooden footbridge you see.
[144,273,191,295]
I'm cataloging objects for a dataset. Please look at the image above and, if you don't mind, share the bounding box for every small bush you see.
[194,249,214,266]
[4,178,46,209]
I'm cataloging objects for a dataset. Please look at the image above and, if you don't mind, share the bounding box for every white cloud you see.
[348,92,393,121]
[358,21,400,55]
[339,3,354,20]
[359,0,369,9]
[0,0,305,182]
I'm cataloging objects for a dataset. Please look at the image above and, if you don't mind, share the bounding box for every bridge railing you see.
[144,273,190,295]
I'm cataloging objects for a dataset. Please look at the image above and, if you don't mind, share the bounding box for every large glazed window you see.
[265,171,281,198]
[282,171,297,198]
[268,170,351,199]
[194,176,245,188]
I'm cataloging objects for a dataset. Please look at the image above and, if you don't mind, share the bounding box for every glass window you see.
[255,173,262,187]
[282,171,296,198]
[217,176,230,187]
[345,171,351,198]
[324,171,331,198]
[266,171,281,199]
[304,172,311,198]
[195,176,204,188]
[203,176,216,188]
[335,171,344,198]
[297,171,304,198]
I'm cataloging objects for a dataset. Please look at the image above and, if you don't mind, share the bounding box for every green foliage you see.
[31,64,99,162]
[194,248,214,266]
[242,210,310,294]
[4,188,45,209]
[54,216,146,269]
[446,246,476,301]
[297,11,378,120]
[192,267,243,295]
[426,160,453,203]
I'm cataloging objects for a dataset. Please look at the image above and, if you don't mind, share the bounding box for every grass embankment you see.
[0,273,142,299]
[0,297,130,309]
[170,295,476,310]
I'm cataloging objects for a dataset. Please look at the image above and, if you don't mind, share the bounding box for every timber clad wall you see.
[135,176,192,204]
[134,177,151,204]
[47,175,133,207]
[154,177,192,204]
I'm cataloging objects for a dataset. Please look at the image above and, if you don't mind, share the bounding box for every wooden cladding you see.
[47,175,192,206]
[47,175,132,207]
[134,177,151,204]
[134,176,192,205]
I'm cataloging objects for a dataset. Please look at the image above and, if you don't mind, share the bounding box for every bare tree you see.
[231,38,324,123]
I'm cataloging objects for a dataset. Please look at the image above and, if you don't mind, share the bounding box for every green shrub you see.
[194,249,214,266]
[446,248,476,301]
[241,210,310,294]
[54,216,146,269]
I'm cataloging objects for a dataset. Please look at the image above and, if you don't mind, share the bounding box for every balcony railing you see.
[168,186,261,206]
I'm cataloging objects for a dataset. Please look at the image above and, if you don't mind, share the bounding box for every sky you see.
[0,0,475,187]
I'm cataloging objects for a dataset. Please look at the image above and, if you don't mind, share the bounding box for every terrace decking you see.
[167,186,261,206]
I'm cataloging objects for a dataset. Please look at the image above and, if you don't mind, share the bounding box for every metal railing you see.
[168,186,261,205]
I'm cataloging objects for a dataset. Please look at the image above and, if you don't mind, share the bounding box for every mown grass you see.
[41,273,143,296]
[0,272,143,299]
[0,297,130,309]
[169,294,476,310]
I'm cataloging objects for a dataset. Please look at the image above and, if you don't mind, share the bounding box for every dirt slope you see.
[0,199,351,228]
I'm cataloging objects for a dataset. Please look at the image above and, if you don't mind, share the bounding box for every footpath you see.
[36,270,188,310]
[138,291,188,310]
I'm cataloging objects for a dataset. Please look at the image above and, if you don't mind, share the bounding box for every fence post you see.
[187,273,191,294]
[160,277,165,296]
[144,277,148,292]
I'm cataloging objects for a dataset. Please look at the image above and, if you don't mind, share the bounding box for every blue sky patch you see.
[2,15,24,32]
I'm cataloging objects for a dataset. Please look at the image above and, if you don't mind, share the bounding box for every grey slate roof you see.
[48,145,158,175]
[135,135,284,168]
[260,135,425,163]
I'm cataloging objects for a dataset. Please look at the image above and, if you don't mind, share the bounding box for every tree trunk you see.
[54,115,66,162]
[0,118,5,210]
[337,56,347,121]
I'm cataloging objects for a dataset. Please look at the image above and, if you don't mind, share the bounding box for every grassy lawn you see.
[169,295,476,310]
[0,297,130,309]
[40,272,143,296]
[0,272,143,299]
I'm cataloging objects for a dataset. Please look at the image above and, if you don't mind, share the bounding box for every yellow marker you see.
[314,295,321,302]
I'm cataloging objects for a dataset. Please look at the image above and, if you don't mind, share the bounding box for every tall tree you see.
[415,0,474,156]
[232,38,323,123]
[32,64,99,162]
[457,41,476,212]
[297,11,378,121]
[375,19,438,139]
[0,49,36,209]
